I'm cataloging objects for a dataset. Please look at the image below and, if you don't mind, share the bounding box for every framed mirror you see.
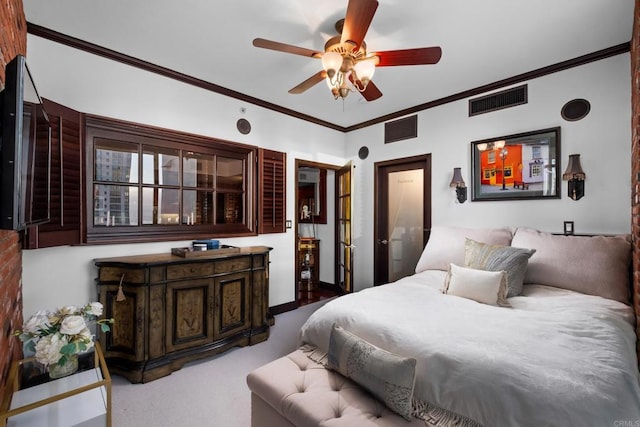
[471,127,561,201]
[298,167,327,223]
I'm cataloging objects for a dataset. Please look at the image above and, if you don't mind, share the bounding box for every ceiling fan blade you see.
[359,80,382,101]
[373,47,442,66]
[289,71,327,94]
[253,38,322,58]
[349,74,382,101]
[341,0,379,50]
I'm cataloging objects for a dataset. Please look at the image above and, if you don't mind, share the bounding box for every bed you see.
[300,227,640,426]
[250,227,640,426]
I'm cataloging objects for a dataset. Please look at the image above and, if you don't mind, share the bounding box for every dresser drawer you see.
[99,267,145,283]
[214,257,251,274]
[167,263,214,280]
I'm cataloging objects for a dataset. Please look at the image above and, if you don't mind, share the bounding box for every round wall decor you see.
[561,99,590,121]
[236,118,251,135]
[358,146,369,160]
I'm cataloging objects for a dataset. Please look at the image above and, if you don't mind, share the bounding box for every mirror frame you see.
[470,127,561,201]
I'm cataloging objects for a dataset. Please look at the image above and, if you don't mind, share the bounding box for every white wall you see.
[21,36,347,316]
[20,35,631,315]
[346,54,632,291]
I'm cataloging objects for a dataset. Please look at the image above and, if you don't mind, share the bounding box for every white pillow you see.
[415,226,514,273]
[443,263,511,307]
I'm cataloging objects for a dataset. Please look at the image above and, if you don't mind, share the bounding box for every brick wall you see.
[632,0,640,366]
[0,0,26,398]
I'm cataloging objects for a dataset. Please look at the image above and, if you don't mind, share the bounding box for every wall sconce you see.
[450,167,467,203]
[562,154,586,201]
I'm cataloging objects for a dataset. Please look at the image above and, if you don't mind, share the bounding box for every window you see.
[487,151,496,164]
[531,145,542,159]
[86,116,255,243]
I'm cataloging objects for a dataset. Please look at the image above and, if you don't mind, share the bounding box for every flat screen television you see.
[0,54,51,230]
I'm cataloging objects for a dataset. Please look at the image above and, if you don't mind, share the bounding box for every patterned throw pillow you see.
[443,263,511,307]
[464,238,536,297]
[327,324,417,420]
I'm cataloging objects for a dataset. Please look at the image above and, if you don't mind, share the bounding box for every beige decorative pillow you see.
[415,226,514,273]
[443,263,511,307]
[511,228,631,303]
[328,324,417,420]
[464,238,536,297]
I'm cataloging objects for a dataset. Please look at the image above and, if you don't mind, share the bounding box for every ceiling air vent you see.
[469,84,528,117]
[385,115,418,144]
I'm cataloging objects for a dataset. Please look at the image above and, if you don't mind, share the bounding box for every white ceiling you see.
[22,0,634,130]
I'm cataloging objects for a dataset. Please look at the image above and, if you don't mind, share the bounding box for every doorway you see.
[374,155,431,286]
[295,160,346,306]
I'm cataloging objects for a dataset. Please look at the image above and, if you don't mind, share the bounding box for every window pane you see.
[183,189,214,225]
[142,188,180,225]
[95,141,138,183]
[93,184,138,226]
[217,157,244,191]
[183,152,214,188]
[217,193,243,224]
[143,147,179,185]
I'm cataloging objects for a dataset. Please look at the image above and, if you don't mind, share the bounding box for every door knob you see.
[379,239,388,245]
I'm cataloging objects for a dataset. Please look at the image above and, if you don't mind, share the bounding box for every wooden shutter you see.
[258,148,286,234]
[24,99,82,248]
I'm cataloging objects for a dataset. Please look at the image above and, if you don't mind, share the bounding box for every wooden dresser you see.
[94,246,272,383]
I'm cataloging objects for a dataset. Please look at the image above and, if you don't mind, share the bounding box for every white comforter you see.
[298,270,640,427]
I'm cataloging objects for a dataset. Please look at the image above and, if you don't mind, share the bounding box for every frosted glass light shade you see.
[353,58,376,83]
[321,52,343,78]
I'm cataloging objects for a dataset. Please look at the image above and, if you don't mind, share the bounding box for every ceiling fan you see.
[252,0,442,101]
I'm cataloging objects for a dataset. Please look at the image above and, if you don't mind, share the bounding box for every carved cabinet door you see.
[213,271,251,339]
[99,283,147,362]
[165,279,215,353]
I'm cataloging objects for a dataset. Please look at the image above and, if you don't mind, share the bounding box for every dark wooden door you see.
[374,155,431,286]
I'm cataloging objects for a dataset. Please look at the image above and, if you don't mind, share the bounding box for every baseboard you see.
[318,281,345,295]
[269,300,298,315]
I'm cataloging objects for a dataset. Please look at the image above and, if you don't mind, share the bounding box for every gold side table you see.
[0,342,111,427]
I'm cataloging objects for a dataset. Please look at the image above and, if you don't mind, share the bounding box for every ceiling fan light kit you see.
[253,0,442,102]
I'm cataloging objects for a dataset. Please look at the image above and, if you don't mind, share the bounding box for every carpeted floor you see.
[111,300,330,427]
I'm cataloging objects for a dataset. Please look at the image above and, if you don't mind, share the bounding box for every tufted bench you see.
[247,349,426,427]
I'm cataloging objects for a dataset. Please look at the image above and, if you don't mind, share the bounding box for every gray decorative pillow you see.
[464,238,536,297]
[327,324,416,420]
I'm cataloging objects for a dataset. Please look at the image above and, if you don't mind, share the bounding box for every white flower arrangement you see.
[15,302,114,367]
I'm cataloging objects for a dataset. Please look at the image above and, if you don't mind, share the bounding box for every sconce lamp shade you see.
[562,154,585,201]
[450,167,467,203]
[450,167,466,187]
[562,154,585,180]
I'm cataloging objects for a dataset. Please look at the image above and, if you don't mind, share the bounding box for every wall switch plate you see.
[286,220,292,229]
[563,221,574,235]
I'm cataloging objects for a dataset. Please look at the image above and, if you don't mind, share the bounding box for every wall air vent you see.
[469,84,528,117]
[384,115,418,144]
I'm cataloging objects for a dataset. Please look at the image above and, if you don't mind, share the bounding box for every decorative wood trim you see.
[345,42,630,132]
[26,23,343,132]
[27,23,629,134]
